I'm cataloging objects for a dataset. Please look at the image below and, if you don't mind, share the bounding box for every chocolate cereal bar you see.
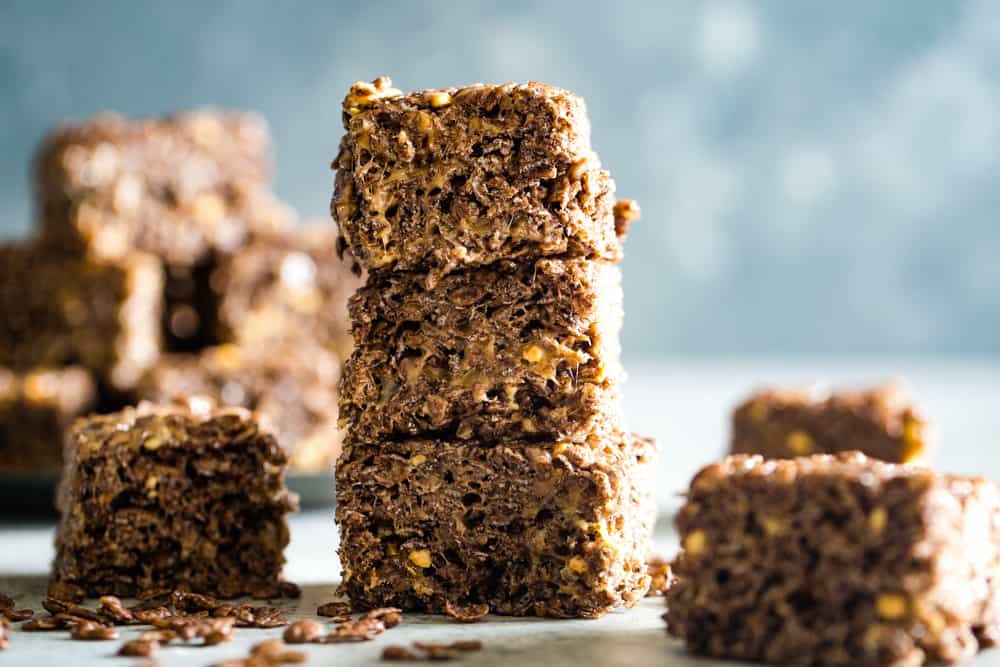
[211,224,362,359]
[53,400,297,597]
[336,425,656,618]
[0,365,96,473]
[137,343,343,473]
[0,244,161,390]
[332,77,620,278]
[666,453,1000,666]
[36,109,278,265]
[731,384,930,463]
[339,257,623,444]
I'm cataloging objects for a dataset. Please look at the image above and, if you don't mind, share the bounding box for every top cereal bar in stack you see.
[332,76,621,278]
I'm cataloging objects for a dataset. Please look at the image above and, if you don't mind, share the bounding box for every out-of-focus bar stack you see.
[0,110,361,475]
[332,76,656,618]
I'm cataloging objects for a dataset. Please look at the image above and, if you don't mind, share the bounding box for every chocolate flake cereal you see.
[384,640,484,662]
[118,639,160,657]
[444,600,489,623]
[70,621,118,640]
[46,580,86,603]
[316,601,352,618]
[646,555,671,596]
[1,608,34,622]
[283,618,325,643]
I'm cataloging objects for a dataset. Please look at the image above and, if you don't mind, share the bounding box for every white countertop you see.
[1,360,998,665]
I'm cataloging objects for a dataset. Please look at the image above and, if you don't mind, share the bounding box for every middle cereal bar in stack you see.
[340,257,623,443]
[333,76,655,618]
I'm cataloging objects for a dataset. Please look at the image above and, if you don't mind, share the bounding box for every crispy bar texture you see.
[53,400,297,598]
[0,244,162,390]
[336,427,656,618]
[731,384,930,463]
[332,76,620,277]
[0,366,96,473]
[340,257,623,444]
[211,224,363,360]
[35,109,285,266]
[666,453,1000,666]
[137,343,343,473]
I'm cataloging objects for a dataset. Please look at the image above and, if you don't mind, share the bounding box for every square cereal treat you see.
[332,76,621,277]
[53,400,297,598]
[666,453,1000,666]
[339,257,623,444]
[210,224,363,360]
[0,244,161,390]
[34,110,294,351]
[731,384,930,463]
[160,194,296,351]
[0,366,96,473]
[336,426,656,618]
[137,342,343,473]
[35,109,280,265]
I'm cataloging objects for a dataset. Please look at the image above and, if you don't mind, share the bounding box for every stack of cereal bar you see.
[333,76,656,617]
[1,110,360,474]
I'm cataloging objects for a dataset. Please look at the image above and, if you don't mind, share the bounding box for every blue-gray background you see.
[2,1,997,359]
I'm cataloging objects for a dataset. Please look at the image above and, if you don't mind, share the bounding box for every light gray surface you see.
[1,360,998,665]
[0,513,680,667]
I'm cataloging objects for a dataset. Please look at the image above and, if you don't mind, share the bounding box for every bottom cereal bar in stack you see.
[336,424,656,618]
[0,366,96,473]
[666,452,1000,666]
[53,399,297,598]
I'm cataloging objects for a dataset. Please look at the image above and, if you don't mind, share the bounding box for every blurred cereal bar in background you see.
[210,224,362,361]
[0,244,162,391]
[730,383,930,463]
[11,109,360,476]
[33,110,292,350]
[137,342,343,473]
[35,109,273,263]
[159,193,295,351]
[0,366,96,474]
